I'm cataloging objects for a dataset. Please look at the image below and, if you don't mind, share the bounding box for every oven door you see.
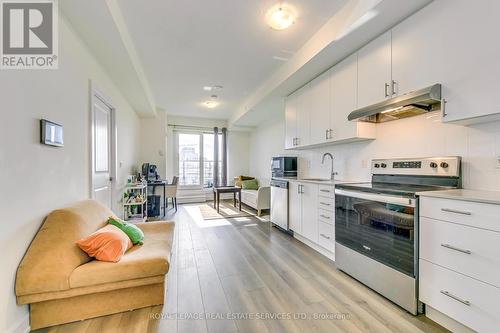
[335,189,417,277]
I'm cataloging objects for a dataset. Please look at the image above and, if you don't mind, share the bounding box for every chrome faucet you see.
[322,153,335,180]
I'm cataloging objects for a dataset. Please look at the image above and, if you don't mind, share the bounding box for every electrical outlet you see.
[496,156,500,169]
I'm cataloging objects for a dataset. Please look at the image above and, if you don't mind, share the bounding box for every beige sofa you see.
[240,186,270,216]
[15,200,175,330]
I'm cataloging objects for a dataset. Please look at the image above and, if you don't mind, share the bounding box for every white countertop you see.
[273,178,361,186]
[417,189,500,205]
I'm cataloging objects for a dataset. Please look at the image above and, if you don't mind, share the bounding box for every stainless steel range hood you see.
[348,84,442,123]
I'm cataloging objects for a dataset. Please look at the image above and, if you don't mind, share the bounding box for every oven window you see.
[335,194,415,276]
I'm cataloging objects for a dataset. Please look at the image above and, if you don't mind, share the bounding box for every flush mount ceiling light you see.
[204,100,218,108]
[203,94,219,109]
[266,4,295,30]
[203,85,223,91]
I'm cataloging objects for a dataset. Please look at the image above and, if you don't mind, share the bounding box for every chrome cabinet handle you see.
[319,202,331,206]
[442,98,447,117]
[325,129,328,140]
[392,80,397,95]
[441,243,472,254]
[320,189,330,193]
[440,290,471,306]
[320,233,331,240]
[362,245,371,251]
[319,214,330,219]
[441,208,472,215]
[384,83,390,97]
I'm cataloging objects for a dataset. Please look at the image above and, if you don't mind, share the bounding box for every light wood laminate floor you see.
[33,204,448,333]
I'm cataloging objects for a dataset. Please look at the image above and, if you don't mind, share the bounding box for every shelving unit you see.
[123,183,147,222]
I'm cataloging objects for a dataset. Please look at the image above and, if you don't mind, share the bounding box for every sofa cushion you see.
[69,221,175,288]
[76,225,133,262]
[16,200,114,296]
[108,217,144,245]
[241,179,259,190]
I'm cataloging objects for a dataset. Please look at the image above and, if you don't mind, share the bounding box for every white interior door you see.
[91,93,115,209]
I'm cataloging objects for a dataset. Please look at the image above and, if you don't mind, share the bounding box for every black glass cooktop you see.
[335,182,452,198]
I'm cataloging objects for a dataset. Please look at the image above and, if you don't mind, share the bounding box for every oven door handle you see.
[334,189,416,207]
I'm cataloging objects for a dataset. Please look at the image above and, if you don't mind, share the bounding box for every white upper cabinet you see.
[391,3,445,97]
[284,89,299,149]
[330,53,375,142]
[296,84,311,147]
[357,31,392,108]
[439,0,500,123]
[308,71,331,145]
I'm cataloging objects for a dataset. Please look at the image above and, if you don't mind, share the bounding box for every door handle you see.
[325,129,328,140]
[440,290,471,306]
[391,80,397,95]
[319,214,330,219]
[441,208,472,216]
[384,83,390,98]
[441,243,472,255]
[320,233,331,240]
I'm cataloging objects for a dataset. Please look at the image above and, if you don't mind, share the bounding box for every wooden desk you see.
[213,186,242,213]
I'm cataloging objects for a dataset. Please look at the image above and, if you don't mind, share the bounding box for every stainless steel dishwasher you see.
[270,179,289,231]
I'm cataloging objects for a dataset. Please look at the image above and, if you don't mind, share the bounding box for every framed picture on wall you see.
[40,119,64,147]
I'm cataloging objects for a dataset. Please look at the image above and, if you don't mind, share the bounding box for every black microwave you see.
[271,156,297,178]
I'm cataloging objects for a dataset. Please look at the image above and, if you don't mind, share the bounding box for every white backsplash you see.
[295,112,500,190]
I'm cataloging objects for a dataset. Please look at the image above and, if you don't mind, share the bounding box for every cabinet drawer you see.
[420,197,500,232]
[419,260,500,333]
[420,217,500,288]
[318,185,334,198]
[318,209,333,224]
[318,221,334,251]
[318,198,334,211]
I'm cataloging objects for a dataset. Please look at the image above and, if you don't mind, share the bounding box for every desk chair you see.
[166,176,179,212]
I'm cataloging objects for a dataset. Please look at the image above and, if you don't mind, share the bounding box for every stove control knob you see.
[374,163,380,168]
[440,162,449,168]
[381,163,387,168]
[430,162,438,168]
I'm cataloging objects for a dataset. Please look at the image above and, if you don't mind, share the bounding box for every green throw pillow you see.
[108,217,144,245]
[241,179,259,190]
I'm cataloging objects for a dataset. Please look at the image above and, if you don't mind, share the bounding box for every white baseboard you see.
[293,233,335,261]
[7,313,30,333]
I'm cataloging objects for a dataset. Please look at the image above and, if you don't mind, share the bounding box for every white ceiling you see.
[117,0,348,119]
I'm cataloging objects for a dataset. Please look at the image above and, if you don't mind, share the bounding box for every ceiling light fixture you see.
[266,5,295,30]
[204,100,218,109]
[203,94,219,109]
[203,85,223,91]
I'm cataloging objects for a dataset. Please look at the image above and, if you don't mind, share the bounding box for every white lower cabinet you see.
[289,181,335,260]
[419,196,500,333]
[300,182,318,242]
[420,260,500,333]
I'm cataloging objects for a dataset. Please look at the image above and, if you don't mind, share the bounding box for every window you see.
[177,132,222,187]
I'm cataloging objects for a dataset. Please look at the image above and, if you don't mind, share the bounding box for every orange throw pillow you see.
[76,225,132,262]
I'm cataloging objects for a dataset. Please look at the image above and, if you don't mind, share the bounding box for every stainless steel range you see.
[334,156,462,315]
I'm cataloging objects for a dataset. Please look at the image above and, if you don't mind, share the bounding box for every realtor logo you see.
[1,0,58,69]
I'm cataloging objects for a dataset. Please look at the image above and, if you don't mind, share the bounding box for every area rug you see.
[198,200,254,220]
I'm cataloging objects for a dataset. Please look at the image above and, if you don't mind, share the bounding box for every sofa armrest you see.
[256,186,271,210]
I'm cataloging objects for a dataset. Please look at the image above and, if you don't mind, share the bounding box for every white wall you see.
[249,111,500,191]
[0,15,141,333]
[248,116,287,185]
[227,130,250,184]
[139,110,167,179]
